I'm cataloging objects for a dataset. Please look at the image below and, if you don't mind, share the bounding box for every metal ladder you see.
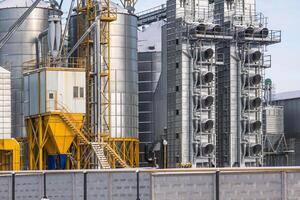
[59,113,89,144]
[59,112,129,169]
[90,142,111,169]
[103,144,129,168]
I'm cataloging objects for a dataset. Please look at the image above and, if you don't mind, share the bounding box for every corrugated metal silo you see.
[0,0,59,137]
[110,3,138,138]
[69,2,138,138]
[0,67,11,139]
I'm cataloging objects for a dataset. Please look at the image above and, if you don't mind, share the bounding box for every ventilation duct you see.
[202,119,214,132]
[206,24,222,33]
[197,48,214,61]
[245,26,255,36]
[202,72,214,84]
[196,23,206,33]
[243,120,262,133]
[254,27,269,38]
[202,95,214,108]
[244,97,262,110]
[245,50,262,63]
[250,144,262,155]
[244,74,262,87]
[201,143,215,155]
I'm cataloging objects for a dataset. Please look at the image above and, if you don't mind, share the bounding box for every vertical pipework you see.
[189,46,194,164]
[96,18,102,140]
[35,39,40,69]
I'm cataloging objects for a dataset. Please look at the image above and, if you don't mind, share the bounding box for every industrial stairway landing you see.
[91,142,111,169]
[58,112,129,169]
[59,112,89,144]
[103,143,129,168]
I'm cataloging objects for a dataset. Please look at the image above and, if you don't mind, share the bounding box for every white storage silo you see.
[0,67,11,139]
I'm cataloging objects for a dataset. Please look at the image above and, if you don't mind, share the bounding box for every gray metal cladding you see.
[0,7,54,138]
[138,51,162,166]
[263,106,284,134]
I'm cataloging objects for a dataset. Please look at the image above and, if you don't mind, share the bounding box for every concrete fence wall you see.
[0,168,300,200]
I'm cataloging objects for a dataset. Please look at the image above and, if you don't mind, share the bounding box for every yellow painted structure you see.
[105,137,139,168]
[25,0,139,170]
[26,112,84,170]
[0,139,21,171]
[26,111,139,170]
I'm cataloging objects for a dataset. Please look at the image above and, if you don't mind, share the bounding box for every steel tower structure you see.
[214,0,281,167]
[165,0,224,168]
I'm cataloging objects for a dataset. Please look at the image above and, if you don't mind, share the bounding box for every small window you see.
[176,109,180,115]
[80,87,84,98]
[176,133,180,139]
[176,62,179,69]
[176,86,179,92]
[73,86,79,98]
[176,39,179,45]
[49,93,54,99]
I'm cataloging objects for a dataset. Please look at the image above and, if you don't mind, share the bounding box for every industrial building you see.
[137,0,281,168]
[0,0,293,172]
[273,90,300,166]
[0,0,299,199]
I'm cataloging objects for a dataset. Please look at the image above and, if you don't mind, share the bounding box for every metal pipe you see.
[36,29,48,67]
[66,17,99,59]
[58,0,75,58]
[95,18,102,140]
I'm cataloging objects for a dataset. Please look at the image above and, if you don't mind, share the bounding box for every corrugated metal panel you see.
[0,5,57,138]
[0,67,11,139]
[24,69,86,116]
[263,106,284,134]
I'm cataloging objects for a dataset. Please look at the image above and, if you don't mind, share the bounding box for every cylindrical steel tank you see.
[69,2,138,138]
[263,106,284,134]
[0,0,59,137]
[107,3,138,138]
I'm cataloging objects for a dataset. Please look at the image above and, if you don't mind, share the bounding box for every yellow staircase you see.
[103,143,129,168]
[59,112,89,144]
[58,112,129,169]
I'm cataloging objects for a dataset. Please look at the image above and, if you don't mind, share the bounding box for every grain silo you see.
[0,0,60,137]
[69,2,138,138]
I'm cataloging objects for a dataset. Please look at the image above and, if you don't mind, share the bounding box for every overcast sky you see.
[64,0,300,93]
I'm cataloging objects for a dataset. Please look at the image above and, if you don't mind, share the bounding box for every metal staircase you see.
[90,142,111,169]
[59,112,129,169]
[103,143,129,168]
[59,113,89,144]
